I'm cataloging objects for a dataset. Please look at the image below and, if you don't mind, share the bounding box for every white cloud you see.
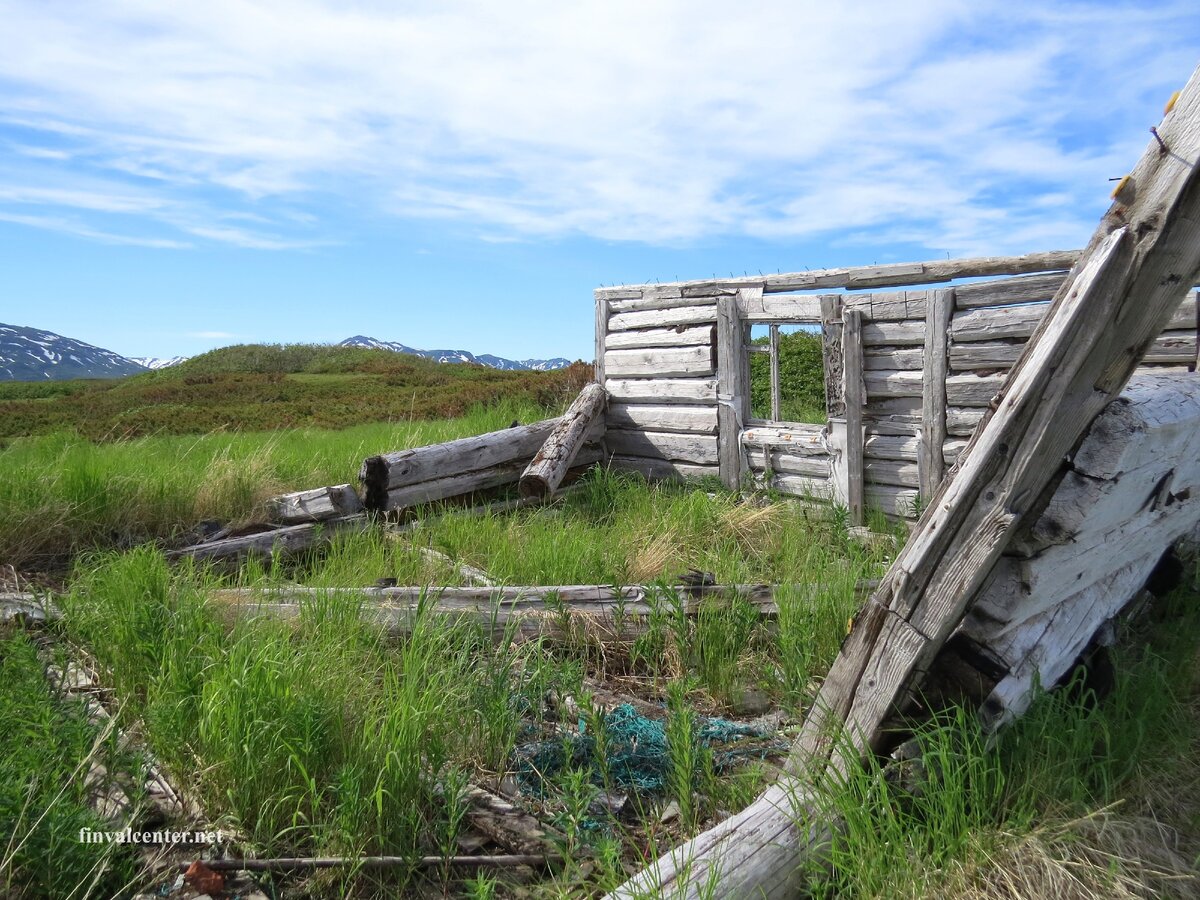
[0,1,1195,255]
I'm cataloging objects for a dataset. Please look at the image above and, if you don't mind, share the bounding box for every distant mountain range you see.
[0,323,146,381]
[0,323,573,381]
[338,336,571,371]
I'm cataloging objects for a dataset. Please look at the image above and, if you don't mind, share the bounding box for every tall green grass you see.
[0,398,549,570]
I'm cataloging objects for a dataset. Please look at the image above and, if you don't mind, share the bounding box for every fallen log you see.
[180,854,547,871]
[608,64,1200,899]
[520,383,607,500]
[168,515,370,564]
[267,484,363,524]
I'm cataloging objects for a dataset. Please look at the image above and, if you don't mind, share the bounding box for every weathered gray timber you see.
[843,310,865,524]
[715,290,755,488]
[604,325,715,350]
[596,250,1081,300]
[169,516,370,564]
[952,271,1067,308]
[920,289,953,498]
[594,297,609,382]
[606,430,719,465]
[604,345,715,378]
[360,418,562,508]
[607,456,719,482]
[605,377,718,405]
[268,484,363,524]
[606,404,718,434]
[520,383,607,500]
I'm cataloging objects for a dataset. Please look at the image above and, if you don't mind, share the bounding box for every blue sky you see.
[1,1,1197,363]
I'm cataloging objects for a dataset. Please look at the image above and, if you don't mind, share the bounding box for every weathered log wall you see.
[595,255,1197,518]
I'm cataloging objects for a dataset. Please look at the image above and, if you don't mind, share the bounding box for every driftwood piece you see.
[267,484,363,524]
[520,383,607,500]
[609,64,1200,899]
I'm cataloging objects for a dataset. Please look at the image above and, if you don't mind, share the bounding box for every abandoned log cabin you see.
[594,252,1198,523]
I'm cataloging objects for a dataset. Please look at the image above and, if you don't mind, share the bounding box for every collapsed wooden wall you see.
[594,256,1198,519]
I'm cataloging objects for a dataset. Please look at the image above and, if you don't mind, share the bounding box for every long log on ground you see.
[183,854,547,871]
[267,484,363,524]
[520,383,607,500]
[608,64,1200,899]
[168,515,370,564]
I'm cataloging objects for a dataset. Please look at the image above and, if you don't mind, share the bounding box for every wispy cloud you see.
[0,1,1195,255]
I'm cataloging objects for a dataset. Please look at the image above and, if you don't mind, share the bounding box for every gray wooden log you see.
[920,289,953,499]
[740,423,827,455]
[267,484,363,524]
[360,417,562,508]
[769,324,782,421]
[953,272,1067,308]
[820,296,846,418]
[609,64,1200,899]
[735,294,825,321]
[864,433,920,461]
[595,250,1081,300]
[864,347,924,370]
[950,302,1046,342]
[605,377,718,405]
[168,516,370,563]
[844,290,929,322]
[606,430,719,465]
[594,297,609,383]
[608,456,719,482]
[606,403,718,435]
[604,345,715,378]
[861,320,925,347]
[716,291,754,489]
[607,291,711,314]
[863,458,920,488]
[945,373,1007,407]
[864,370,923,398]
[382,445,603,512]
[745,448,830,478]
[604,325,715,350]
[519,383,608,501]
[607,305,719,332]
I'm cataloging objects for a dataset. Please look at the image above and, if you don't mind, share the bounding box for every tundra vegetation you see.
[1,346,1196,899]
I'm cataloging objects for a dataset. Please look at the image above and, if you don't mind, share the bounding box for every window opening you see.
[748,322,826,425]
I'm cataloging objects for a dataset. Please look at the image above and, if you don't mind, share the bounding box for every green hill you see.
[0,343,591,440]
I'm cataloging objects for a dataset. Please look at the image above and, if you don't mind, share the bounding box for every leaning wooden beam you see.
[520,383,607,500]
[267,484,363,524]
[609,66,1200,899]
[167,515,370,563]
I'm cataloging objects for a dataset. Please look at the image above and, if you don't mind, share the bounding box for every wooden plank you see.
[820,296,845,417]
[745,448,831,478]
[950,303,1046,342]
[946,373,1006,407]
[863,347,924,370]
[608,456,720,482]
[861,320,925,346]
[605,430,720,465]
[595,250,1081,300]
[766,474,833,499]
[953,272,1067,309]
[864,396,921,418]
[740,423,827,455]
[735,293,825,321]
[268,484,363,524]
[607,292,708,313]
[604,325,715,350]
[607,305,718,332]
[844,290,928,322]
[864,370,923,398]
[864,484,919,518]
[168,516,370,563]
[606,403,718,435]
[844,310,865,525]
[716,291,754,489]
[920,288,954,499]
[605,377,717,405]
[1143,329,1198,364]
[769,324,781,421]
[520,383,608,500]
[604,345,715,378]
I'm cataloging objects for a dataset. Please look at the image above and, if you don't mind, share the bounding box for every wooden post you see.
[519,383,607,500]
[842,310,865,525]
[716,290,755,490]
[769,323,781,421]
[594,296,610,384]
[820,296,845,418]
[919,288,954,499]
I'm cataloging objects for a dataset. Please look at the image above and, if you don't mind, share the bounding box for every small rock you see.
[730,686,772,717]
[659,799,681,823]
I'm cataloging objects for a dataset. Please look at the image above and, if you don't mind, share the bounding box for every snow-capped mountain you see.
[340,336,571,371]
[0,323,147,381]
[130,356,188,370]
